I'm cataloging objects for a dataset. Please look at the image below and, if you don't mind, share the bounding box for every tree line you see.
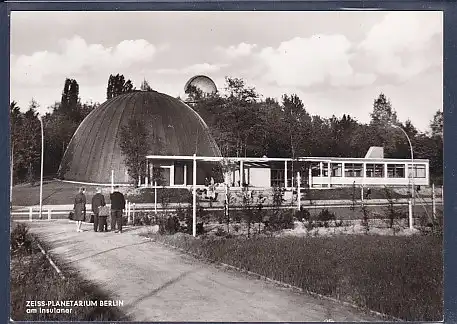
[10,74,443,186]
[188,77,443,184]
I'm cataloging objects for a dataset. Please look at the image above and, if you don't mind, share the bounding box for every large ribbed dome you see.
[58,91,221,184]
[184,75,217,95]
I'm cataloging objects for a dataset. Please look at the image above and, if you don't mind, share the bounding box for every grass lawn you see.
[149,232,443,321]
[10,222,131,321]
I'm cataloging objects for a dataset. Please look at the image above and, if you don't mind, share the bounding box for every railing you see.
[11,197,443,221]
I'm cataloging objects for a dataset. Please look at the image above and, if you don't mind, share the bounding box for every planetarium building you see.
[58,90,222,185]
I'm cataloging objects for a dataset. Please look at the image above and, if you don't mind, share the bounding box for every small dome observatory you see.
[58,90,221,184]
[184,75,217,97]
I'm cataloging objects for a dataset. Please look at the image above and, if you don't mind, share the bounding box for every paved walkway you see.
[27,220,380,322]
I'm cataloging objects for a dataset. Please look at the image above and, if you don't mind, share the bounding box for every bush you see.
[317,209,336,222]
[297,207,311,221]
[159,215,180,234]
[267,210,294,231]
[133,211,153,226]
[11,223,34,256]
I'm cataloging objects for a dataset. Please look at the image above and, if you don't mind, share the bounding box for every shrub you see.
[133,211,153,226]
[317,209,336,222]
[297,207,311,222]
[267,210,294,231]
[11,223,34,256]
[158,215,180,234]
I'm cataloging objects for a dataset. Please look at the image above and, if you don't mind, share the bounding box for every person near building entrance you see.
[91,187,106,232]
[110,186,125,233]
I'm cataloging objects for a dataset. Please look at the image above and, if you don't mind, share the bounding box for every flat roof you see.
[145,155,429,164]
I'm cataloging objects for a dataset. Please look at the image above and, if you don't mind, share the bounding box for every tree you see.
[140,79,153,92]
[107,74,134,99]
[430,110,443,138]
[185,84,204,102]
[370,93,398,126]
[224,77,258,103]
[119,117,151,186]
[15,100,41,184]
[60,78,80,120]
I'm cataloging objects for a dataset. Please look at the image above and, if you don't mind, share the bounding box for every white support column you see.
[154,181,157,215]
[297,172,301,211]
[308,167,312,188]
[319,162,323,178]
[170,163,175,186]
[408,199,413,230]
[284,160,288,189]
[127,201,131,223]
[193,154,197,237]
[327,162,331,188]
[342,163,346,179]
[384,163,388,179]
[240,160,244,187]
[184,164,187,186]
[111,170,114,192]
[432,183,436,221]
[47,209,52,220]
[29,207,33,221]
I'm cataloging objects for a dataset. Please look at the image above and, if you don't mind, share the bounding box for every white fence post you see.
[408,199,413,230]
[154,181,157,215]
[432,183,436,221]
[297,171,301,211]
[48,209,52,220]
[29,207,33,221]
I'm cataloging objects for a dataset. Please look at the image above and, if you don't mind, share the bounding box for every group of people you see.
[73,186,126,233]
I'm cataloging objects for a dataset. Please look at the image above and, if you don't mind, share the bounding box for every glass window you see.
[408,164,426,178]
[387,164,405,178]
[331,163,342,177]
[271,169,285,187]
[322,163,329,177]
[310,162,328,177]
[366,164,384,177]
[344,163,363,177]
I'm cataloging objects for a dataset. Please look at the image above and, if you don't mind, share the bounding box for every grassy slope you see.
[150,233,443,321]
[10,223,130,321]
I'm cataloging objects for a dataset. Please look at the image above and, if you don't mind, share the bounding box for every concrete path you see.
[26,220,380,322]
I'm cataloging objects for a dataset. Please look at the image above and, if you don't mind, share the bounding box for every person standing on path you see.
[91,187,106,232]
[110,186,125,233]
[73,187,86,232]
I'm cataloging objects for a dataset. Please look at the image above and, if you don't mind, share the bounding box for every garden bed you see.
[146,231,443,321]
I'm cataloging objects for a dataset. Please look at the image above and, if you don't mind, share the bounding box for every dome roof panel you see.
[58,91,221,184]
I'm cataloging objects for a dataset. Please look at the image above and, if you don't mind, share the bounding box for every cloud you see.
[256,35,376,88]
[358,11,442,79]
[11,36,163,85]
[216,42,257,58]
[155,63,228,75]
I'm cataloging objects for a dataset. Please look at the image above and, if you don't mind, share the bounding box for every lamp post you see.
[393,125,414,227]
[39,115,44,220]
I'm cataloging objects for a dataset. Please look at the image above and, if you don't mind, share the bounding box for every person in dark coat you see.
[73,187,86,232]
[110,186,125,233]
[91,187,106,232]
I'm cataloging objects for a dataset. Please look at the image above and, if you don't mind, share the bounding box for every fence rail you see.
[11,199,443,221]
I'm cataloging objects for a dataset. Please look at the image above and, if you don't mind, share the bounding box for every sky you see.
[10,11,442,132]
